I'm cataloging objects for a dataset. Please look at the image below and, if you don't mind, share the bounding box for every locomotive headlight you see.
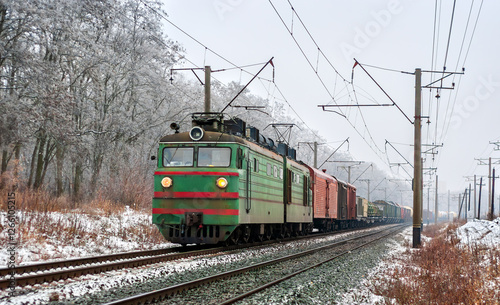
[189,126,204,141]
[161,177,173,188]
[216,177,228,189]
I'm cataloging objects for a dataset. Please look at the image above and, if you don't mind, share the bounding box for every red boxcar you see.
[307,167,338,231]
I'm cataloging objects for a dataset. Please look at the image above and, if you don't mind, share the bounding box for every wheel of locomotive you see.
[225,227,241,246]
[286,224,297,237]
[277,224,286,239]
[300,224,307,235]
[253,232,264,242]
[264,225,273,241]
[264,225,275,240]
[240,225,251,244]
[251,225,264,242]
[285,224,292,238]
[296,224,304,236]
[305,224,311,235]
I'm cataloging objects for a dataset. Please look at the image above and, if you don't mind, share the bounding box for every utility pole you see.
[474,175,477,219]
[478,177,483,219]
[492,168,496,219]
[332,161,364,184]
[170,66,213,112]
[435,175,438,224]
[489,157,492,220]
[466,174,488,219]
[468,183,471,221]
[458,193,462,219]
[413,68,422,247]
[360,179,371,202]
[421,158,424,231]
[476,157,500,220]
[314,142,318,168]
[298,141,320,168]
[426,186,430,225]
[204,66,211,112]
[448,190,450,222]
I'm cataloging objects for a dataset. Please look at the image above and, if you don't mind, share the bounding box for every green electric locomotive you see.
[152,113,313,245]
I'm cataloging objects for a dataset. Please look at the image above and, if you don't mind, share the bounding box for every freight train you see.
[152,113,411,245]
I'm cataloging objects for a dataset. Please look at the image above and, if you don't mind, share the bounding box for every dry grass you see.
[372,221,500,304]
[0,170,165,263]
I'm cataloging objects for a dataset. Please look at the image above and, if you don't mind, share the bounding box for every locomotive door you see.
[325,181,330,218]
[286,169,292,204]
[245,154,252,213]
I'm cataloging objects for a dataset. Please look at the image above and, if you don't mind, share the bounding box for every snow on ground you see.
[338,218,500,304]
[337,227,412,305]
[2,213,500,304]
[456,217,500,248]
[0,207,175,267]
[1,249,257,304]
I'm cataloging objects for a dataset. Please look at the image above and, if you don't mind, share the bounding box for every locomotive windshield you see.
[163,147,194,167]
[198,147,231,167]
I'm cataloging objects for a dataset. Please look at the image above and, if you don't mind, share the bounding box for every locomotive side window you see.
[237,148,243,169]
[198,147,231,167]
[253,158,259,173]
[163,147,194,167]
[303,175,308,206]
[273,165,278,178]
[267,163,272,176]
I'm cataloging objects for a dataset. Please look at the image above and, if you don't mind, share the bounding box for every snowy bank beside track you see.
[0,207,173,267]
[339,218,500,304]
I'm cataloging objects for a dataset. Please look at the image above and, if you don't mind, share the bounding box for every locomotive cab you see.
[152,130,243,245]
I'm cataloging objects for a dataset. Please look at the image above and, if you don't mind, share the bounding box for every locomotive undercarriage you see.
[224,223,314,245]
[160,223,314,246]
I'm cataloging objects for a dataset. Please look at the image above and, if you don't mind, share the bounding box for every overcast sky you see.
[160,0,500,206]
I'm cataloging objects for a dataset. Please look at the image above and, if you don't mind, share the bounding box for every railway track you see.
[0,245,218,289]
[0,230,325,289]
[102,224,407,305]
[0,223,397,291]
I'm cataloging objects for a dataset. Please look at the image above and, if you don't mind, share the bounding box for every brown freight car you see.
[346,182,357,222]
[336,179,357,229]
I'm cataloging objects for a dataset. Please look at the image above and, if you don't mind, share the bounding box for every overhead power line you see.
[268,0,392,168]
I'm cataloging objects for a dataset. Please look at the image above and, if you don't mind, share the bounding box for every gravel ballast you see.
[237,230,405,304]
[31,225,405,304]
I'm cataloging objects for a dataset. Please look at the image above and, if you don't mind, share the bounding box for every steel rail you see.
[103,224,407,305]
[0,246,223,289]
[0,228,348,289]
[0,247,196,278]
[221,225,407,304]
[0,222,398,290]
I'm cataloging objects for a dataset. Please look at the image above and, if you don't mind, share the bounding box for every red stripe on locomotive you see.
[154,171,239,176]
[152,208,239,216]
[154,191,239,199]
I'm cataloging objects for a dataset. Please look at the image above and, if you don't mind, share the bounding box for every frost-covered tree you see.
[0,0,184,199]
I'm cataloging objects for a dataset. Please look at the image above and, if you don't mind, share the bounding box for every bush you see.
[372,222,500,304]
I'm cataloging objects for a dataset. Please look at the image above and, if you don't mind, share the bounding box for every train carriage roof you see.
[305,166,337,183]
